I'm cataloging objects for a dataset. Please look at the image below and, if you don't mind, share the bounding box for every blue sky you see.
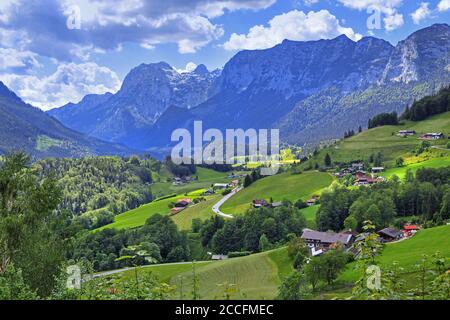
[0,0,449,110]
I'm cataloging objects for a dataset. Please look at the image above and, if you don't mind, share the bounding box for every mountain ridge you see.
[0,81,135,158]
[48,23,450,151]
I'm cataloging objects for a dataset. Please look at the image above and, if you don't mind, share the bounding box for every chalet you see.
[214,183,229,189]
[306,198,317,206]
[403,225,420,237]
[253,199,269,208]
[301,229,353,250]
[378,227,403,242]
[398,130,416,137]
[420,133,444,140]
[175,198,193,208]
[203,189,215,196]
[351,163,364,171]
[211,254,228,261]
[371,167,385,174]
[271,201,283,208]
[169,207,185,216]
[229,180,240,188]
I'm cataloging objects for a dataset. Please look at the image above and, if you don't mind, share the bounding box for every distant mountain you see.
[0,81,134,158]
[49,24,450,151]
[49,63,220,147]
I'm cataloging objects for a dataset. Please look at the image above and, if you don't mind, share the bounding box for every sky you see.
[0,0,449,110]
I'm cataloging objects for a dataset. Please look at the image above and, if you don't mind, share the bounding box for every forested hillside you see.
[33,156,160,229]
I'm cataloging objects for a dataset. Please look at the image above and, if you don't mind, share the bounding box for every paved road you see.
[211,187,242,219]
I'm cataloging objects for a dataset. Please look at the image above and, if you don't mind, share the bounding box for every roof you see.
[378,227,402,238]
[301,229,353,245]
[177,198,192,203]
[403,225,419,231]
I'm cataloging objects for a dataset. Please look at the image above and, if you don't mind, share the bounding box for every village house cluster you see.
[301,224,420,257]
[334,162,386,186]
[397,129,447,140]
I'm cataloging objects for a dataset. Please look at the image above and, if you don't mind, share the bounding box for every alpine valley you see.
[48,23,450,152]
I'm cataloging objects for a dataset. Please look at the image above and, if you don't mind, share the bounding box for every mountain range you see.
[38,24,450,152]
[0,82,133,158]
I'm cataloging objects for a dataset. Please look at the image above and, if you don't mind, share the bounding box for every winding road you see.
[211,187,242,219]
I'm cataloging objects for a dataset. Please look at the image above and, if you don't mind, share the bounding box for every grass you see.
[114,247,293,300]
[339,224,450,283]
[171,195,221,231]
[150,168,245,198]
[119,261,212,283]
[382,156,450,179]
[169,248,292,300]
[300,112,450,169]
[221,171,333,215]
[98,194,205,230]
[36,135,63,151]
[300,205,320,228]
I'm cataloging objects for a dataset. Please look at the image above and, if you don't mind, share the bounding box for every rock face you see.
[49,24,450,150]
[0,82,133,158]
[49,62,219,145]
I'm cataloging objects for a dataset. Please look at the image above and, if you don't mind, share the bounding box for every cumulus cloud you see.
[223,10,362,51]
[438,0,450,11]
[0,62,121,110]
[0,0,276,60]
[411,2,431,24]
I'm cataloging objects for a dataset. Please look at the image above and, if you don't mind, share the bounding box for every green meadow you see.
[221,171,333,215]
[382,156,450,179]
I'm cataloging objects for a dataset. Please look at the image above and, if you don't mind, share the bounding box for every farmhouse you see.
[420,132,444,140]
[175,198,193,208]
[229,180,240,188]
[398,130,416,137]
[403,225,420,237]
[271,201,283,208]
[214,183,229,189]
[253,199,269,208]
[211,254,228,261]
[301,229,353,249]
[203,189,215,196]
[169,207,185,216]
[371,167,385,174]
[378,227,403,242]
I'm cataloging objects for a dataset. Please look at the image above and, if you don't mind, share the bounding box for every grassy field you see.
[171,195,221,231]
[109,225,450,300]
[301,112,450,168]
[382,156,450,179]
[150,168,244,198]
[221,171,333,215]
[115,247,292,300]
[98,194,208,230]
[339,224,450,283]
[300,205,320,228]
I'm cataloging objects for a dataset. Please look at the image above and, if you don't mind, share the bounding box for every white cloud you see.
[411,2,431,24]
[176,62,198,74]
[438,0,450,11]
[223,10,362,51]
[0,62,121,110]
[384,12,404,31]
[0,48,41,72]
[0,0,276,60]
